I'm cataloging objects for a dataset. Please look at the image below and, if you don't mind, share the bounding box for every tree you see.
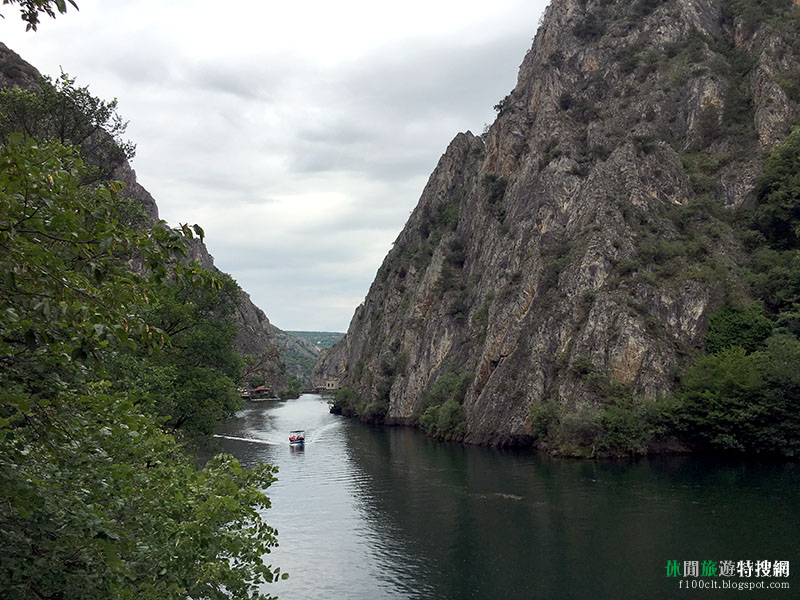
[677,338,800,455]
[0,0,78,31]
[704,302,773,353]
[0,72,136,182]
[753,126,800,249]
[0,136,283,598]
[110,271,246,439]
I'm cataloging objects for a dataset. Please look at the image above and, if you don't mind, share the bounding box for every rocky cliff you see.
[0,41,288,392]
[314,0,800,446]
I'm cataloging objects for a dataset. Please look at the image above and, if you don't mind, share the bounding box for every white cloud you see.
[0,0,549,330]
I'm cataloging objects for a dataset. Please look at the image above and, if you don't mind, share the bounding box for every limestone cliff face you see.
[0,42,287,392]
[314,0,800,445]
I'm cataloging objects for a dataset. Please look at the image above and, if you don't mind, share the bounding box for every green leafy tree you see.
[0,136,283,597]
[1,391,281,599]
[677,346,764,452]
[418,367,470,440]
[677,337,800,455]
[704,302,773,353]
[753,126,800,249]
[110,271,246,438]
[674,126,800,456]
[0,0,78,31]
[0,73,135,182]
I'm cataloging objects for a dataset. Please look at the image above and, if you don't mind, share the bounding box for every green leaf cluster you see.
[0,0,78,31]
[677,338,800,454]
[328,385,360,416]
[418,367,471,440]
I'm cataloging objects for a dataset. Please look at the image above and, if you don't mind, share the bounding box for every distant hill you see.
[287,331,345,349]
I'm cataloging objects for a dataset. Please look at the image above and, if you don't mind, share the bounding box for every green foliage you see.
[328,380,387,424]
[104,262,246,440]
[674,128,800,456]
[540,257,567,292]
[470,298,491,330]
[746,246,800,318]
[329,385,359,416]
[528,398,562,441]
[482,174,507,205]
[446,236,467,268]
[493,93,511,114]
[1,391,280,599]
[618,191,732,286]
[777,68,800,102]
[538,402,602,457]
[630,0,666,18]
[596,396,675,455]
[0,135,182,382]
[752,126,800,249]
[0,137,282,596]
[705,302,773,353]
[281,376,301,399]
[0,72,136,180]
[436,244,474,322]
[0,0,78,31]
[558,92,598,123]
[420,399,465,440]
[361,400,388,424]
[425,367,472,407]
[529,393,674,457]
[418,367,471,440]
[695,102,723,147]
[680,151,740,194]
[676,338,800,455]
[633,134,660,155]
[539,138,563,169]
[405,196,463,272]
[573,11,606,40]
[724,0,800,38]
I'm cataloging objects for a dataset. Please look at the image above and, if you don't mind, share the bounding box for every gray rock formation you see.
[314,0,800,445]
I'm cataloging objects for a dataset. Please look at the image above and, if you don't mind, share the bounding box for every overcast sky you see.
[1,0,549,331]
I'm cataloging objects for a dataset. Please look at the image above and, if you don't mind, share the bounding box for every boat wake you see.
[213,434,283,446]
[304,421,341,444]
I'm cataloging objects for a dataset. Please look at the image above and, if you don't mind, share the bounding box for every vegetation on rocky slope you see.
[316,0,800,458]
[675,126,800,456]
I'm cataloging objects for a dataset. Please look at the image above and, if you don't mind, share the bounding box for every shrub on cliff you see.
[417,367,471,441]
[329,385,359,416]
[753,126,800,250]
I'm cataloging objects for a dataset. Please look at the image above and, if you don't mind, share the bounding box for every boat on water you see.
[289,430,305,445]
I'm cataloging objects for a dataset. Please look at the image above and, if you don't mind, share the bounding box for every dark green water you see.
[213,394,799,599]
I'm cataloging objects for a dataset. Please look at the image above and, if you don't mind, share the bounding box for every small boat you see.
[289,430,305,445]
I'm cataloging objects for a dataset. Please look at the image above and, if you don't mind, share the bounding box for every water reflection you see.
[213,395,800,600]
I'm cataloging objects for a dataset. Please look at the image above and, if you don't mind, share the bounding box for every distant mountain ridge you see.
[287,331,345,349]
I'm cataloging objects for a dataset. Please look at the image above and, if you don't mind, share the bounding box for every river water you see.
[212,394,799,599]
